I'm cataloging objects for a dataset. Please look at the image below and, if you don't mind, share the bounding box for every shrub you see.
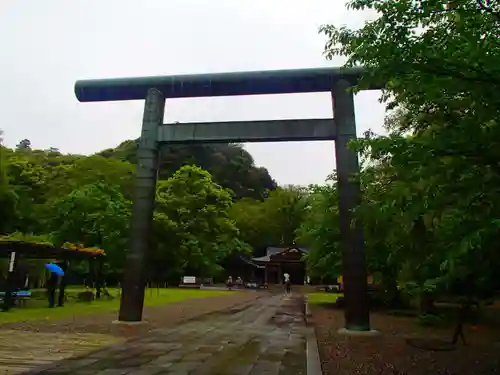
[77,290,94,302]
[417,313,445,327]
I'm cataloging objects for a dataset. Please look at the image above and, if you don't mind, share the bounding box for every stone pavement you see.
[23,293,308,375]
[0,331,119,375]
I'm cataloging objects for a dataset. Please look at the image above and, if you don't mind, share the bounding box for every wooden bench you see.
[0,290,32,307]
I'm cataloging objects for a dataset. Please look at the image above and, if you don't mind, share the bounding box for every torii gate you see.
[75,66,377,332]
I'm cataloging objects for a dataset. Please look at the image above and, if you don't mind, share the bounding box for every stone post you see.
[118,88,165,322]
[95,257,103,299]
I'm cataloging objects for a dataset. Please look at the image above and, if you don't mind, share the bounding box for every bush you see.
[77,290,94,302]
[417,313,445,327]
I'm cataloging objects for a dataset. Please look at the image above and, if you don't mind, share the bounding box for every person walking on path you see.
[284,273,291,294]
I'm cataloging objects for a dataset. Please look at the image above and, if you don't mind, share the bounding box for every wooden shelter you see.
[0,240,106,311]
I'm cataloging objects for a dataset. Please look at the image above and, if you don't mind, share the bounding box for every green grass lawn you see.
[308,292,343,305]
[0,287,234,324]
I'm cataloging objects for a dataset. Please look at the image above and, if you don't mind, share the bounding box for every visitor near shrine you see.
[284,272,291,294]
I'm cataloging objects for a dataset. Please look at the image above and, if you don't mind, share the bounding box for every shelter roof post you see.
[95,256,104,299]
[1,250,17,311]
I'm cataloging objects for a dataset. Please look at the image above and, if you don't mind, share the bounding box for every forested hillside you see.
[0,135,296,283]
[98,140,276,199]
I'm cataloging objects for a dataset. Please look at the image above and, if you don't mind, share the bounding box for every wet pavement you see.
[24,293,308,375]
[0,331,119,375]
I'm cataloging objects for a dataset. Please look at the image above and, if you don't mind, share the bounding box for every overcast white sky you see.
[0,0,385,186]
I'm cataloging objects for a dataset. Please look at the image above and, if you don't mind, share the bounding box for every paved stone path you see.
[24,294,308,375]
[0,331,119,375]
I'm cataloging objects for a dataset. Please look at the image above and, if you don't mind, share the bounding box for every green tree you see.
[0,150,18,234]
[4,153,49,232]
[230,186,307,251]
[46,182,131,276]
[46,155,136,200]
[229,198,269,250]
[16,139,32,152]
[261,186,308,246]
[155,165,250,277]
[296,182,341,283]
[317,0,500,309]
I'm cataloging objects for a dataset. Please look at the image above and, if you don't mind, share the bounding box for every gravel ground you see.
[0,291,262,338]
[312,304,500,375]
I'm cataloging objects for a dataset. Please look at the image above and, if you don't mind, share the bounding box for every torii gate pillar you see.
[333,80,370,331]
[118,89,164,322]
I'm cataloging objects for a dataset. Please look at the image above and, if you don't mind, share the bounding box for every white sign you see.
[183,276,196,284]
[8,252,16,272]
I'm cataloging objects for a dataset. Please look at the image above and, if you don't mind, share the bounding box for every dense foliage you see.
[99,140,276,199]
[299,0,500,310]
[151,165,250,280]
[230,186,308,254]
[0,138,283,284]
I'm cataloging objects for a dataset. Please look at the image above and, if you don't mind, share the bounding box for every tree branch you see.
[476,0,500,23]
